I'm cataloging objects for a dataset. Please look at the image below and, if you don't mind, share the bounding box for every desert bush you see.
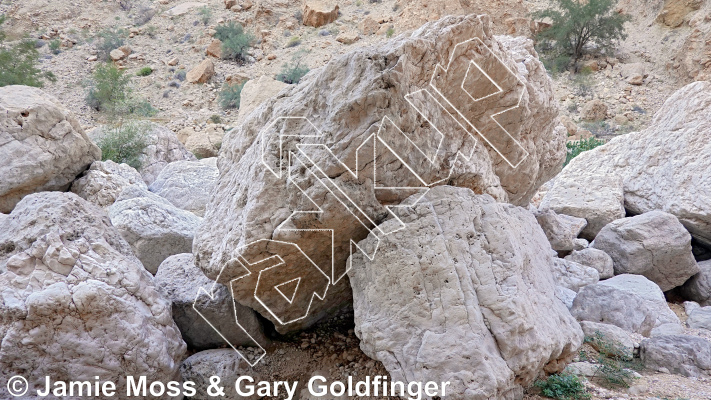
[564,136,605,166]
[136,66,153,76]
[386,27,395,38]
[49,39,61,54]
[534,0,629,70]
[96,27,127,60]
[286,36,301,48]
[584,331,640,388]
[218,81,246,109]
[198,6,212,25]
[0,15,56,87]
[133,6,156,26]
[214,22,254,62]
[535,373,590,400]
[86,63,156,117]
[276,60,309,84]
[96,121,149,169]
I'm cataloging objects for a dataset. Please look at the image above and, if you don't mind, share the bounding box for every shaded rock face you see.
[138,123,197,185]
[149,160,219,217]
[535,209,588,252]
[571,274,679,336]
[640,335,711,377]
[348,186,583,400]
[592,211,699,291]
[109,185,202,274]
[194,14,565,334]
[0,85,101,213]
[542,82,711,247]
[0,192,186,399]
[681,260,711,306]
[71,160,147,208]
[180,349,260,400]
[564,248,614,280]
[155,254,266,350]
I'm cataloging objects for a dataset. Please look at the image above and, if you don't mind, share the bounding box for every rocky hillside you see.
[0,0,710,399]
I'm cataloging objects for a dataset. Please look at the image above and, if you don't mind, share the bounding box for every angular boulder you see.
[580,321,635,359]
[138,123,197,184]
[155,254,266,349]
[236,76,288,124]
[149,160,219,216]
[180,349,260,400]
[194,15,566,333]
[592,211,699,291]
[535,209,587,252]
[539,173,625,240]
[640,335,711,377]
[0,192,186,398]
[348,186,583,399]
[571,274,680,335]
[0,85,101,213]
[302,0,339,27]
[564,248,614,279]
[552,258,599,292]
[70,160,147,208]
[187,59,215,84]
[109,185,202,274]
[681,260,711,306]
[687,306,711,331]
[541,81,711,247]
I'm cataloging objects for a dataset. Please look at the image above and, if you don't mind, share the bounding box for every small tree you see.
[0,15,56,87]
[276,60,309,84]
[218,81,247,109]
[86,63,131,113]
[214,22,254,62]
[534,0,629,68]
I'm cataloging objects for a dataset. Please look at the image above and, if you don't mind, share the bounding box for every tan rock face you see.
[671,17,711,82]
[236,76,288,124]
[187,58,215,83]
[194,15,564,334]
[335,31,359,44]
[302,0,339,28]
[581,99,608,121]
[110,48,126,61]
[358,16,379,35]
[0,86,101,213]
[656,0,703,27]
[206,39,223,58]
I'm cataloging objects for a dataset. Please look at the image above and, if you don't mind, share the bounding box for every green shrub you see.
[214,22,254,62]
[533,0,629,70]
[286,36,301,48]
[276,61,309,84]
[49,39,61,54]
[565,136,605,166]
[0,15,56,87]
[218,81,246,109]
[96,27,127,61]
[86,63,131,112]
[198,6,212,25]
[96,121,149,169]
[209,114,222,124]
[584,330,640,388]
[535,373,590,400]
[386,27,395,38]
[136,66,153,76]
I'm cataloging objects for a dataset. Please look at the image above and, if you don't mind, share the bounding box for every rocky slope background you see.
[0,0,710,399]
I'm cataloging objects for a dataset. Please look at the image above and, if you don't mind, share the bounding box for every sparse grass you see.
[582,331,641,389]
[386,27,395,38]
[214,22,254,62]
[565,136,605,166]
[286,36,301,48]
[198,6,212,25]
[96,121,149,169]
[96,27,127,61]
[535,373,590,400]
[218,81,246,109]
[49,39,61,54]
[136,66,153,76]
[276,60,309,84]
[581,120,613,136]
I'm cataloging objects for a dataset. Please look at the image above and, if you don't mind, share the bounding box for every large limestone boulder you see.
[687,306,711,330]
[580,321,635,359]
[571,274,680,335]
[0,192,186,398]
[149,160,219,216]
[155,254,266,350]
[348,186,583,399]
[640,335,711,377]
[0,85,101,213]
[139,123,197,185]
[109,185,202,274]
[177,125,225,158]
[180,349,260,400]
[236,76,288,124]
[564,248,614,279]
[539,173,625,240]
[592,211,699,291]
[552,258,599,292]
[681,260,711,306]
[541,82,711,247]
[194,15,566,333]
[70,160,147,208]
[535,209,588,252]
